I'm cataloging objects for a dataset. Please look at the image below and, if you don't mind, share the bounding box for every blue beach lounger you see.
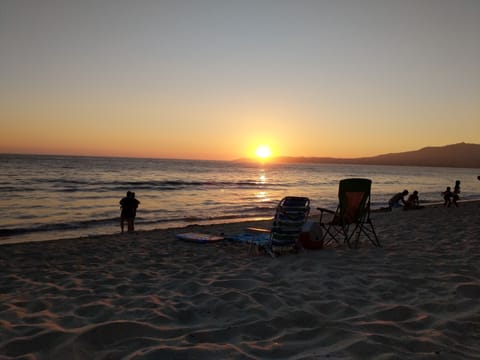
[267,196,310,256]
[228,196,310,256]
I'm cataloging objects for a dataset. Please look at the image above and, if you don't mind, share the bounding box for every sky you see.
[1,0,479,160]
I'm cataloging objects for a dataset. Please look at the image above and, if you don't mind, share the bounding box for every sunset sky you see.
[1,0,479,160]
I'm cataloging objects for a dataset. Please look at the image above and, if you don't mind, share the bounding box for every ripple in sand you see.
[373,304,418,322]
[3,329,70,358]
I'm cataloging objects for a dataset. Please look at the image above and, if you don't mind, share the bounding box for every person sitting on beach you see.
[120,191,140,233]
[442,186,454,207]
[404,190,423,210]
[388,190,408,210]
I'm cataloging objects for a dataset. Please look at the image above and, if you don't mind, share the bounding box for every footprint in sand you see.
[456,283,480,299]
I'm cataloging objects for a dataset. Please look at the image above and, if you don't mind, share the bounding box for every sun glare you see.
[255,145,272,159]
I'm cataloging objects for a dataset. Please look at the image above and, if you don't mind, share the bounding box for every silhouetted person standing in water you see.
[120,191,140,233]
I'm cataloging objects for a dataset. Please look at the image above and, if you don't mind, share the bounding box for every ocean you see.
[1,154,479,245]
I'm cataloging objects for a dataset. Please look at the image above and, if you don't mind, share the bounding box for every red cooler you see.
[299,221,323,249]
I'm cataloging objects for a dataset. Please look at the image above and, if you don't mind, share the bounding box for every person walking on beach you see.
[120,191,140,233]
[388,190,408,210]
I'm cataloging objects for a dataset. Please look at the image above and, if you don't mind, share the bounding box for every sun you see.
[255,145,272,159]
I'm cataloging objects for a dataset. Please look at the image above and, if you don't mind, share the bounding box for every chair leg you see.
[345,224,359,248]
[320,224,345,247]
[367,221,380,247]
[345,222,380,248]
[359,223,380,247]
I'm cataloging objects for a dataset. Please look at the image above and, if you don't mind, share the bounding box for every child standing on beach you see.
[443,187,454,207]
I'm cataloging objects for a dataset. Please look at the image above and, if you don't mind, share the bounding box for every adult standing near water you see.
[120,191,140,233]
[453,180,461,204]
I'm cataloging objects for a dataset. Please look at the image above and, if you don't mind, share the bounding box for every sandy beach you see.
[1,202,479,359]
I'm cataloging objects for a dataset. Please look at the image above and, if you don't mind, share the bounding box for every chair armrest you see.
[246,227,271,233]
[317,207,336,223]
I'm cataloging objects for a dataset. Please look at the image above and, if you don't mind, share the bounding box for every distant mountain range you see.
[242,143,480,168]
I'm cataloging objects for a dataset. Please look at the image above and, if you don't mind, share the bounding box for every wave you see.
[0,217,119,237]
[1,179,289,193]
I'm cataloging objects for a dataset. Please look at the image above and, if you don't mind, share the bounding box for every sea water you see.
[1,154,479,244]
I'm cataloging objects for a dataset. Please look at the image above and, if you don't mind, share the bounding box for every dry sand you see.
[1,202,479,359]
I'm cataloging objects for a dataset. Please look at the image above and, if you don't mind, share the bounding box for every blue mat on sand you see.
[225,232,270,246]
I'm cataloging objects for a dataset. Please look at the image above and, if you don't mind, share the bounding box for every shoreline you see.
[2,198,479,247]
[1,201,480,359]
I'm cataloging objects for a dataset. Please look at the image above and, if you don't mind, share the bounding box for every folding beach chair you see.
[317,178,380,248]
[266,196,310,256]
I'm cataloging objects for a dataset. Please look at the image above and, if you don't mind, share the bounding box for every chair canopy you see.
[337,178,372,225]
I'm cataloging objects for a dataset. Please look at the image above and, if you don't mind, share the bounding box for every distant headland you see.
[237,143,480,168]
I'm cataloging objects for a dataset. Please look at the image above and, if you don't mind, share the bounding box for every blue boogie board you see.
[176,232,224,244]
